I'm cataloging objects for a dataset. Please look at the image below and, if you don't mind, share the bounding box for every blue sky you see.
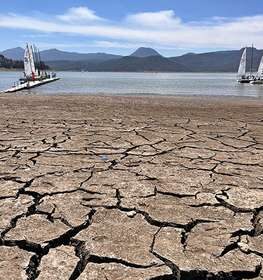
[1,0,263,56]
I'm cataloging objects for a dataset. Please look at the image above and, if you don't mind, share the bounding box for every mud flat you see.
[0,95,262,280]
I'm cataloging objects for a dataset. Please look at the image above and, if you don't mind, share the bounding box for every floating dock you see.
[3,77,60,93]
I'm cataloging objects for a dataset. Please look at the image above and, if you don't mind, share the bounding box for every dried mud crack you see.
[0,95,262,279]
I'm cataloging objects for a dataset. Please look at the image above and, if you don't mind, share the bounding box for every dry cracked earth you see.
[0,95,262,280]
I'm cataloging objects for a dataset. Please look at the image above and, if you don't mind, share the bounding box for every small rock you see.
[238,241,249,253]
[127,211,137,218]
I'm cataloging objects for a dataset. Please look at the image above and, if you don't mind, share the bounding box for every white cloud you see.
[57,6,103,23]
[126,10,181,28]
[1,9,263,50]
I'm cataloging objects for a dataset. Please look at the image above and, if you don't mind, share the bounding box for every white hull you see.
[3,77,60,93]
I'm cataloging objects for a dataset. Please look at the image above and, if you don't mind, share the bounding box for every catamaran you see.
[250,54,263,84]
[237,48,251,83]
[3,43,59,93]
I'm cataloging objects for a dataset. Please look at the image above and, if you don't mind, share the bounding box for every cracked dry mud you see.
[0,95,262,280]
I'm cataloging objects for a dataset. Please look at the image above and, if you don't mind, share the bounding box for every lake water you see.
[0,71,263,98]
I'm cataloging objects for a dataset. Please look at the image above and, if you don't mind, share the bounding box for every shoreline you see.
[0,93,262,124]
[1,92,263,105]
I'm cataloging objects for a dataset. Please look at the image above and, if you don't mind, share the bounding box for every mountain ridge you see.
[130,47,161,58]
[0,47,122,62]
[1,46,262,72]
[1,47,24,61]
[170,47,263,72]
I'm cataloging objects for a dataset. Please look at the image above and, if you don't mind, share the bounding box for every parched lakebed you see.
[0,95,262,280]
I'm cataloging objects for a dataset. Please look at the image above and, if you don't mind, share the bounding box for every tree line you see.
[0,55,49,69]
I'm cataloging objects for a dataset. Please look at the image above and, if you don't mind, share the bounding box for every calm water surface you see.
[0,71,263,98]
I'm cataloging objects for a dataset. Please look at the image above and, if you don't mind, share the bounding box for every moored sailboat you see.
[237,48,251,83]
[3,43,59,93]
[250,55,263,84]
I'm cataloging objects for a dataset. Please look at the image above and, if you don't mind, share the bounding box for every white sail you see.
[257,55,263,77]
[24,44,36,79]
[29,44,36,75]
[238,48,246,77]
[24,45,32,78]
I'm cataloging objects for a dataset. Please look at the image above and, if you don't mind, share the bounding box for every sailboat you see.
[3,43,59,93]
[250,55,263,84]
[237,47,251,83]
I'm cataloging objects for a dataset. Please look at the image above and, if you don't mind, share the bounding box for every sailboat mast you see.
[28,44,34,77]
[33,45,39,72]
[38,48,43,72]
[250,44,254,76]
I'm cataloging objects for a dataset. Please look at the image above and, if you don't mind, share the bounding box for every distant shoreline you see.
[1,93,262,103]
[0,69,237,73]
[0,68,23,71]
